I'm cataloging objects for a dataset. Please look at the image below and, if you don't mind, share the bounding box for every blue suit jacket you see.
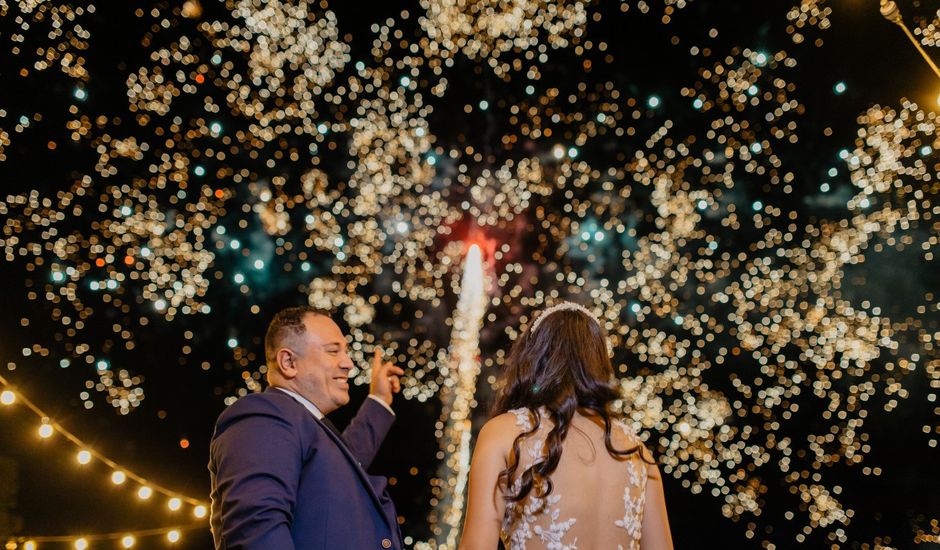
[209,388,401,549]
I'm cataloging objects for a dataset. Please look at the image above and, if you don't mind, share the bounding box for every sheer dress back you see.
[500,407,649,550]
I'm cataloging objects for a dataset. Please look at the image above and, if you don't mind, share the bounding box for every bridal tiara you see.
[529,301,601,333]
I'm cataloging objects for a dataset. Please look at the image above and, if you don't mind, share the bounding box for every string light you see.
[0,375,207,513]
[3,524,204,549]
[0,390,15,405]
[38,421,54,439]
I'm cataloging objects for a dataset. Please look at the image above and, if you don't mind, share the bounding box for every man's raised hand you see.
[369,348,404,406]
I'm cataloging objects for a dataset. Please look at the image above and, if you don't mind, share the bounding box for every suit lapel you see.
[309,413,395,531]
[267,388,397,537]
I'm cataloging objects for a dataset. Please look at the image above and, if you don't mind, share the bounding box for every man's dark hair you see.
[264,306,330,368]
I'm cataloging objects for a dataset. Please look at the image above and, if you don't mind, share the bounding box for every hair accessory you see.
[530,301,601,333]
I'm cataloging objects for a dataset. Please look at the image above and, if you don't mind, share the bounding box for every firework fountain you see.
[422,243,488,548]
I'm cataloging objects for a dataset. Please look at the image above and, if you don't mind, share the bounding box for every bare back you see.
[499,408,652,550]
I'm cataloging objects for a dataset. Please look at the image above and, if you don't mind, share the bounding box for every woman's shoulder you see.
[610,416,638,439]
[484,408,533,433]
[477,408,539,446]
[586,413,654,458]
[469,411,529,463]
[611,417,657,462]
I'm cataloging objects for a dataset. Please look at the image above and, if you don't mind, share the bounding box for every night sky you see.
[1,0,939,548]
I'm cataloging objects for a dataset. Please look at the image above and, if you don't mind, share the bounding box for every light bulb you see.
[0,390,15,405]
[193,505,208,518]
[168,497,182,511]
[137,486,153,500]
[38,423,54,439]
[76,450,92,465]
[111,471,127,485]
[167,530,181,543]
[121,535,136,548]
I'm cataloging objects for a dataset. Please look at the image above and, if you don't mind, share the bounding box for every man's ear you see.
[275,348,298,379]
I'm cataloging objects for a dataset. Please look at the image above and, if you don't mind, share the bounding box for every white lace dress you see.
[500,408,650,550]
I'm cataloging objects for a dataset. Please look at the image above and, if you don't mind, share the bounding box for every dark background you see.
[1,0,938,548]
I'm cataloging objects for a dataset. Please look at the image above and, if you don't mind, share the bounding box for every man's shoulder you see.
[215,390,303,427]
[209,391,310,463]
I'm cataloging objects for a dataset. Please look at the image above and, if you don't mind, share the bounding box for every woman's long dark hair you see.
[493,306,648,503]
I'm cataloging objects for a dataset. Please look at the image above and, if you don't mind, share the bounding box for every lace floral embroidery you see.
[501,408,578,550]
[614,421,648,550]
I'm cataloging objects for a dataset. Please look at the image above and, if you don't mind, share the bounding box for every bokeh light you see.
[0,0,937,548]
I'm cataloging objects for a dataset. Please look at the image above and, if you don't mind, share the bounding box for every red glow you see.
[464,226,497,260]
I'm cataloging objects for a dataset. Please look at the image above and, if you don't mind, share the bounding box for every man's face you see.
[291,314,353,414]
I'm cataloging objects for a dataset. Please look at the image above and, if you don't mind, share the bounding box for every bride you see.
[459,302,673,550]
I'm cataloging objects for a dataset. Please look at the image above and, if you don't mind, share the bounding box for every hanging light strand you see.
[4,522,205,547]
[0,374,207,509]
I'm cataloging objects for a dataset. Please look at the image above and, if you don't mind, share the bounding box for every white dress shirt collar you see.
[273,386,396,418]
[273,387,324,419]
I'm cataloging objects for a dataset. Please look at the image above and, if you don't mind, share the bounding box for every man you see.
[209,306,405,549]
